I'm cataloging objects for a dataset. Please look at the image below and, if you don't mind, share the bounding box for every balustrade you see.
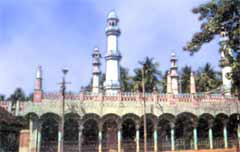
[40,92,239,104]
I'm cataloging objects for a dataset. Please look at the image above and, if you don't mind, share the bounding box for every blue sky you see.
[0,0,221,96]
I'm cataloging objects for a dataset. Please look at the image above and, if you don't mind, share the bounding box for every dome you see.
[94,47,99,52]
[107,10,118,20]
[171,52,176,57]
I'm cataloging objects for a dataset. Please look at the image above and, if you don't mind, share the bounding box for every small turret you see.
[170,53,179,95]
[190,72,196,94]
[33,66,43,102]
[92,47,102,94]
[167,71,172,94]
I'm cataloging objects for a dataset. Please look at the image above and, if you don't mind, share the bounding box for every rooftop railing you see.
[42,92,239,103]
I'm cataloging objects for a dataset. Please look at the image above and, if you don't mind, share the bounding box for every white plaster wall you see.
[93,75,99,88]
[107,35,118,52]
[106,60,120,83]
[172,78,178,95]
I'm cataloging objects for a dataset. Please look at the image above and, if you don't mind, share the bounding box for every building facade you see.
[0,11,239,152]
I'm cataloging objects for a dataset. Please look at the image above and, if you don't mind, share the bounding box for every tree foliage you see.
[7,88,26,103]
[184,0,240,97]
[120,67,133,92]
[184,0,240,52]
[195,63,221,92]
[179,66,192,93]
[133,57,162,92]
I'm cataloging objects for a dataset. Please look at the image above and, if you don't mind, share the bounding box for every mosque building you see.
[0,11,239,152]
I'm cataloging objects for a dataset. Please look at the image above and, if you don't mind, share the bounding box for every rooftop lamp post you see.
[60,68,69,152]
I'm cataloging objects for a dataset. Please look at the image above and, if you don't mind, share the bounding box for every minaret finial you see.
[36,65,42,79]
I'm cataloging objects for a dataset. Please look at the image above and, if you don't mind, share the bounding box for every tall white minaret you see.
[220,30,232,96]
[33,66,43,102]
[104,11,122,94]
[92,47,102,94]
[170,53,179,95]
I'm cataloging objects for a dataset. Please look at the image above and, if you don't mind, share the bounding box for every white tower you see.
[190,72,196,94]
[92,47,102,94]
[33,66,43,102]
[220,31,232,96]
[104,11,122,94]
[170,53,179,95]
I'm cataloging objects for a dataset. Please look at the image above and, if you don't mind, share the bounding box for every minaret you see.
[170,53,179,95]
[190,72,196,94]
[104,11,122,94]
[220,30,232,96]
[167,71,172,94]
[33,66,43,102]
[92,47,102,94]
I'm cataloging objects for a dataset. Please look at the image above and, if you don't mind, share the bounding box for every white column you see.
[58,121,62,152]
[78,122,83,152]
[223,122,228,149]
[238,123,240,149]
[154,127,158,152]
[209,127,213,149]
[170,123,175,151]
[29,118,39,152]
[193,127,198,150]
[29,118,33,152]
[98,129,102,152]
[136,126,140,152]
[36,125,42,152]
[118,128,122,152]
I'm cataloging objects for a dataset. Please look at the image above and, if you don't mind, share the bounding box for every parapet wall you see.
[0,93,239,118]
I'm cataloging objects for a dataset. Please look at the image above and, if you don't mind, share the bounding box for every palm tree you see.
[195,63,221,93]
[180,66,192,93]
[120,67,133,92]
[7,88,26,103]
[133,57,162,92]
[160,71,168,93]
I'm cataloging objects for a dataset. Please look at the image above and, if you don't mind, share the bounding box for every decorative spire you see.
[33,66,43,102]
[190,72,196,94]
[36,66,42,79]
[92,47,102,94]
[170,53,179,95]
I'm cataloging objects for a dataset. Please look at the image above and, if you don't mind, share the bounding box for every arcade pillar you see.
[19,130,30,152]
